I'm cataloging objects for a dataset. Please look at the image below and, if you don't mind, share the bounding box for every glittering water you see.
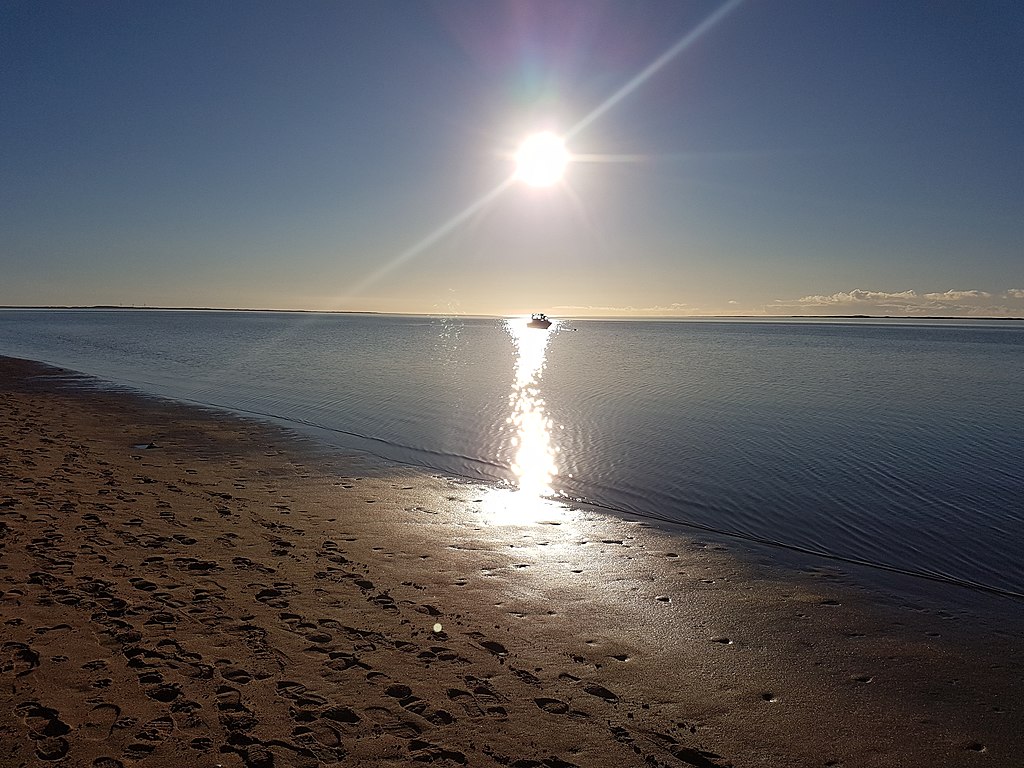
[505,317,558,498]
[2,309,1023,596]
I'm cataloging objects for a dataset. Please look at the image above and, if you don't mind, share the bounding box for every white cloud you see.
[549,289,1023,318]
[789,289,919,305]
[771,287,1022,317]
[923,290,992,300]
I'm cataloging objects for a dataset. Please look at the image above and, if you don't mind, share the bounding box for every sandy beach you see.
[1,355,1022,768]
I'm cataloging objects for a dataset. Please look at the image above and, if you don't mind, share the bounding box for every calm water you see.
[2,309,1023,598]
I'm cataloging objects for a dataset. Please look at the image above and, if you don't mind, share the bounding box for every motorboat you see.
[527,313,552,329]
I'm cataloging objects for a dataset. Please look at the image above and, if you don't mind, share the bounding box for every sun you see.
[514,131,569,187]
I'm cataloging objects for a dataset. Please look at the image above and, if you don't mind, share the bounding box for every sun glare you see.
[483,318,567,526]
[506,317,557,497]
[515,132,569,187]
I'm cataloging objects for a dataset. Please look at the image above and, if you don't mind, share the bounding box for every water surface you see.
[2,309,1022,598]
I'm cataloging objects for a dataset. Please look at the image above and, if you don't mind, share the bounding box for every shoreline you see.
[2,355,1023,766]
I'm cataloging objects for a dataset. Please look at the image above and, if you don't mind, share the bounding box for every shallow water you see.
[2,309,1022,597]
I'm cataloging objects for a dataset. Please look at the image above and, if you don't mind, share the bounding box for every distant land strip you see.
[0,306,1021,321]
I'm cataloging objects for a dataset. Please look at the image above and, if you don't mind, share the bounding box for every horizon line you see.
[1,305,1022,322]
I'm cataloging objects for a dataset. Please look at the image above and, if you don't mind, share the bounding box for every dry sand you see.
[1,355,1022,767]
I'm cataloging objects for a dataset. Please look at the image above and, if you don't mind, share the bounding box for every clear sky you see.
[2,1,1022,317]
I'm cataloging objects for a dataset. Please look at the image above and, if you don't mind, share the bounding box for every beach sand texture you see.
[1,356,1022,767]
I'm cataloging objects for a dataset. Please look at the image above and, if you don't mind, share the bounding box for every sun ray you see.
[560,180,613,256]
[334,175,516,304]
[567,0,745,140]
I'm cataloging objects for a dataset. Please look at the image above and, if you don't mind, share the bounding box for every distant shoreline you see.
[1,305,1022,321]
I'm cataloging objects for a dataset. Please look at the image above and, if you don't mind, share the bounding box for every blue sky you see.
[2,0,1022,316]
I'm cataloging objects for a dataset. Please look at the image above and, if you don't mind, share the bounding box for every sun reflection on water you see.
[486,317,566,525]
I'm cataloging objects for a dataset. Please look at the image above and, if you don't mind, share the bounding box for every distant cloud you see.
[923,290,992,300]
[771,287,1022,317]
[551,289,1023,318]
[790,289,919,305]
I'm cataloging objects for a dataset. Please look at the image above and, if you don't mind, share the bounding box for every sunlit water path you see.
[2,310,1023,598]
[505,318,557,498]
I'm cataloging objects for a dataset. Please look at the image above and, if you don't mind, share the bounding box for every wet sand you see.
[1,355,1022,767]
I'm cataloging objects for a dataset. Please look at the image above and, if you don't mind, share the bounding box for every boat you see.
[527,313,552,329]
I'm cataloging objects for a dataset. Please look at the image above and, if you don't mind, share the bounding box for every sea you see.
[2,309,1022,604]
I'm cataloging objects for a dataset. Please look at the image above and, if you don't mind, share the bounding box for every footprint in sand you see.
[134,715,174,744]
[480,640,508,657]
[447,681,507,720]
[408,738,467,764]
[320,706,360,725]
[294,719,345,751]
[391,683,455,725]
[385,683,413,699]
[2,641,40,676]
[467,633,508,658]
[583,684,619,704]
[534,698,570,714]
[16,702,70,761]
[80,702,121,741]
[33,623,73,636]
[670,746,730,768]
[216,685,248,713]
[16,701,69,738]
[34,737,70,761]
[221,667,254,685]
[363,705,422,738]
[254,586,292,608]
[276,680,328,708]
[510,667,541,685]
